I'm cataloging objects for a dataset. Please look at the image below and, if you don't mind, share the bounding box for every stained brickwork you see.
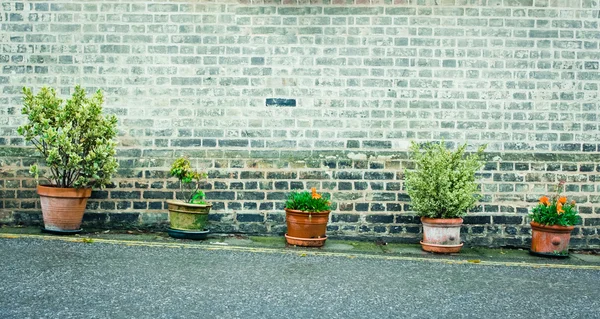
[1,0,599,248]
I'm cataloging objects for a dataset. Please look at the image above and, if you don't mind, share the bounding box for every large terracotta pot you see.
[420,217,464,253]
[530,222,574,257]
[37,185,92,232]
[166,200,212,231]
[285,208,331,247]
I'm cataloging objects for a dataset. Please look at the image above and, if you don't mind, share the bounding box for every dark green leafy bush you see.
[17,86,118,188]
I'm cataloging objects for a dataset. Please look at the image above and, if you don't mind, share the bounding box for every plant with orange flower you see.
[530,182,579,226]
[285,188,331,212]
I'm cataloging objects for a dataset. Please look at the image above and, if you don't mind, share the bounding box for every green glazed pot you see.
[166,200,212,231]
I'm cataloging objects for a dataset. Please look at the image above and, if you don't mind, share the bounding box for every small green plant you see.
[170,157,208,204]
[552,250,569,256]
[405,141,486,219]
[285,188,331,212]
[530,181,580,227]
[17,86,118,188]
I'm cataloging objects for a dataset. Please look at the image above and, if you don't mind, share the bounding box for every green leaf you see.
[405,141,486,218]
[16,86,118,188]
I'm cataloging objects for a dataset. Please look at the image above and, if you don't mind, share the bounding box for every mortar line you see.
[1,233,599,271]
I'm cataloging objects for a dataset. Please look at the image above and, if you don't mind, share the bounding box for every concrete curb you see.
[2,233,599,271]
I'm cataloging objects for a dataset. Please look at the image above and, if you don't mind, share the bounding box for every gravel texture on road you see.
[0,237,599,319]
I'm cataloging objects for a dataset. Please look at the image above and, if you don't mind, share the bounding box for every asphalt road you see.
[0,238,599,319]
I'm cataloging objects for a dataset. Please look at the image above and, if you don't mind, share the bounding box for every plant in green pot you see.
[166,157,212,240]
[529,181,580,258]
[284,188,332,247]
[17,86,118,234]
[405,141,486,253]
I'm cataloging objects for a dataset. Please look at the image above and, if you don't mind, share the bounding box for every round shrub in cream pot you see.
[405,141,486,253]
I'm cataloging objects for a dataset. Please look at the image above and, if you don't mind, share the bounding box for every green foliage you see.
[17,86,118,188]
[285,188,331,212]
[530,182,580,226]
[405,141,486,219]
[170,157,208,204]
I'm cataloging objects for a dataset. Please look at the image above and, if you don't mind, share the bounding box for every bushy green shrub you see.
[285,188,331,212]
[17,86,118,188]
[405,141,486,219]
[530,182,579,226]
[170,157,208,204]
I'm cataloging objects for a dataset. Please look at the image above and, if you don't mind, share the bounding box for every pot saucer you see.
[167,228,209,240]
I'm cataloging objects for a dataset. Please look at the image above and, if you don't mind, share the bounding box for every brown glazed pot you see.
[285,208,331,247]
[530,222,574,257]
[37,185,92,231]
[420,217,464,253]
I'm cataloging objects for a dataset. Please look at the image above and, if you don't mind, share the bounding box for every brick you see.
[585,218,600,226]
[205,192,235,200]
[237,213,264,223]
[111,191,141,199]
[366,214,394,223]
[109,213,139,225]
[266,98,296,107]
[82,213,108,224]
[332,214,359,223]
[237,192,265,200]
[492,216,524,225]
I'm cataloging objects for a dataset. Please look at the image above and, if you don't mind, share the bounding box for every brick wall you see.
[1,0,599,248]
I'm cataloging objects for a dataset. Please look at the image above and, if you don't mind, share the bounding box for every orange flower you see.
[571,200,576,206]
[539,196,550,206]
[311,187,321,199]
[558,196,567,204]
[556,202,564,214]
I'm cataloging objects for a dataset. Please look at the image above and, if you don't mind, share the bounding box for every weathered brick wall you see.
[1,0,599,248]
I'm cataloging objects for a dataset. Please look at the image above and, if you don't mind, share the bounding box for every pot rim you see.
[38,184,92,189]
[530,221,575,232]
[285,208,331,214]
[37,184,92,198]
[421,217,463,225]
[166,199,212,208]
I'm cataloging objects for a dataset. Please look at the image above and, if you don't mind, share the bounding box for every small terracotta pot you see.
[166,200,212,231]
[420,217,464,253]
[37,185,92,231]
[530,222,574,257]
[285,208,331,247]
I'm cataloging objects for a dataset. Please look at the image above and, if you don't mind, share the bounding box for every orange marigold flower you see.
[311,187,321,199]
[571,200,576,206]
[539,196,550,206]
[558,196,567,204]
[556,202,564,214]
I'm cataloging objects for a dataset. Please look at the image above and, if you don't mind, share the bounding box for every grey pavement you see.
[0,237,599,319]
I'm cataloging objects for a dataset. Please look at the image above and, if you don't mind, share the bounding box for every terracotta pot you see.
[37,185,92,231]
[420,217,464,253]
[285,208,331,247]
[166,200,212,231]
[530,222,574,257]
